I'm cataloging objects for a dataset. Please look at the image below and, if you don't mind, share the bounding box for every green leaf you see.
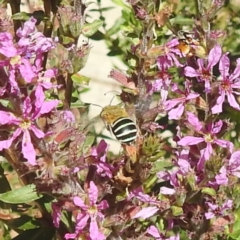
[201,187,216,196]
[11,12,30,21]
[89,30,105,40]
[112,0,131,12]
[7,215,40,230]
[12,227,55,240]
[90,7,115,12]
[71,73,91,85]
[171,206,183,216]
[0,184,42,204]
[82,20,103,37]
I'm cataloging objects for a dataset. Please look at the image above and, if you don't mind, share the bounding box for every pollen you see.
[20,119,31,129]
[10,55,21,65]
[204,133,214,143]
[221,80,231,91]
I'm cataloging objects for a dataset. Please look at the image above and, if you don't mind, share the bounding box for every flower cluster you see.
[2,1,240,240]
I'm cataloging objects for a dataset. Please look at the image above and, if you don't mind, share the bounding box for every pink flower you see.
[0,17,55,92]
[146,59,172,95]
[0,32,17,57]
[178,112,233,170]
[0,89,59,165]
[205,200,233,219]
[90,140,113,178]
[212,54,240,114]
[147,225,180,240]
[158,38,183,68]
[184,44,222,91]
[65,181,108,240]
[215,151,240,186]
[166,80,199,119]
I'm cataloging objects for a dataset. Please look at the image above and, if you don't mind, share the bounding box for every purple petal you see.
[75,213,89,231]
[166,98,183,110]
[186,112,202,131]
[215,139,233,152]
[73,196,87,209]
[178,136,204,146]
[204,143,213,160]
[168,103,184,120]
[0,32,17,57]
[0,128,21,151]
[229,61,240,81]
[211,94,225,114]
[184,66,200,77]
[88,181,98,205]
[89,219,106,240]
[0,111,19,125]
[34,86,45,109]
[207,45,222,69]
[16,17,36,37]
[19,59,36,83]
[97,139,108,153]
[39,100,59,115]
[211,120,223,134]
[160,187,176,195]
[219,54,230,78]
[215,167,228,185]
[186,93,199,100]
[30,125,45,138]
[52,203,62,228]
[229,151,240,165]
[0,137,14,151]
[97,200,109,211]
[22,97,32,117]
[227,93,240,110]
[147,226,161,238]
[64,233,77,239]
[205,212,215,219]
[132,206,159,219]
[22,130,36,165]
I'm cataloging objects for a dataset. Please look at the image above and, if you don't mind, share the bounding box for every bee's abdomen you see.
[112,117,137,144]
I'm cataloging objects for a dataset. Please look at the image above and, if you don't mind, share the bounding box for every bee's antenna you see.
[104,90,120,96]
[104,91,121,106]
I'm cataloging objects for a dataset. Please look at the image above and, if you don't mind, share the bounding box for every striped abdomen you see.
[111,117,137,144]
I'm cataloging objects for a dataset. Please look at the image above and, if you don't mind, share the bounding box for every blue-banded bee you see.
[100,105,137,144]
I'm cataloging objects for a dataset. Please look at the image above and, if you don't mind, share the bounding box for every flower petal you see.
[88,181,98,205]
[22,130,36,165]
[132,206,159,219]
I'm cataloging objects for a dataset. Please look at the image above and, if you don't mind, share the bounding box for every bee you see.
[100,105,137,144]
[177,31,206,58]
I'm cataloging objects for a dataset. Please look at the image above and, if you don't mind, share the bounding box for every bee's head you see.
[100,105,128,125]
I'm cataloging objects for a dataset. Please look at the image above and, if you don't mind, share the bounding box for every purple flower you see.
[0,18,55,92]
[90,140,113,178]
[0,32,17,57]
[205,200,233,219]
[0,89,59,165]
[166,80,199,119]
[52,202,62,228]
[215,151,240,186]
[147,225,180,240]
[211,54,240,114]
[158,38,183,68]
[184,44,222,91]
[146,59,172,95]
[178,112,233,170]
[65,181,108,240]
